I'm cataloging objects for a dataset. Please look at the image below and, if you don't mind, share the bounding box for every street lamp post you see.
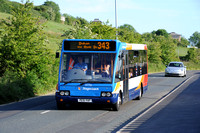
[115,0,118,40]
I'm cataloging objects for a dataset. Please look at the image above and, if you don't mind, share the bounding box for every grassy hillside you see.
[0,12,70,52]
[43,21,71,52]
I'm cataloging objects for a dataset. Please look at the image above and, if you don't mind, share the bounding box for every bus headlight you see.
[64,91,70,96]
[60,91,70,96]
[101,92,106,97]
[106,92,112,97]
[101,92,112,97]
[60,91,65,96]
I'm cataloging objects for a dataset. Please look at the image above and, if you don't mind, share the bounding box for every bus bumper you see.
[55,92,118,105]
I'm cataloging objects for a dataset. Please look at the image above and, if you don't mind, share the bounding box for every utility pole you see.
[115,0,118,40]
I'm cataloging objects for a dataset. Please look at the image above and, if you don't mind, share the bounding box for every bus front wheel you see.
[112,93,122,111]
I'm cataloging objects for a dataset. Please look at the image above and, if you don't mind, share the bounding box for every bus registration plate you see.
[78,99,92,103]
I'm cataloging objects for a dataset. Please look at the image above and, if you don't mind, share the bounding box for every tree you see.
[0,0,49,77]
[43,1,61,22]
[34,5,55,21]
[189,31,200,48]
[118,24,141,43]
[0,0,10,13]
[63,13,77,26]
[153,29,169,38]
[90,21,116,39]
[185,48,199,63]
[119,24,136,33]
[159,36,178,65]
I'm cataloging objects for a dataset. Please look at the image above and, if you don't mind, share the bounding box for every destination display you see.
[64,40,116,51]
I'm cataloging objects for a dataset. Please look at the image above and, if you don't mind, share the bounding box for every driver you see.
[73,57,88,72]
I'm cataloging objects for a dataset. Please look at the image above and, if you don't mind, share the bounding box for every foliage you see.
[183,61,200,70]
[34,1,61,22]
[152,29,169,38]
[34,5,54,20]
[0,1,46,77]
[177,37,190,47]
[0,0,11,13]
[43,1,61,22]
[62,24,95,39]
[147,42,162,63]
[62,21,116,40]
[119,24,136,33]
[0,71,34,104]
[90,21,116,39]
[0,1,58,104]
[159,36,178,65]
[63,13,89,26]
[148,62,166,73]
[189,31,200,48]
[0,0,21,14]
[142,32,178,65]
[185,48,199,63]
[118,25,141,43]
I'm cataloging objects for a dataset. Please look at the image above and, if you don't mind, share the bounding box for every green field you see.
[176,46,188,57]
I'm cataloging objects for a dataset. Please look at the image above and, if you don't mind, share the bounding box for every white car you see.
[165,62,186,77]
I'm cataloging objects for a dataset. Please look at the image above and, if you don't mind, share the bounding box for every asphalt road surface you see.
[0,70,199,133]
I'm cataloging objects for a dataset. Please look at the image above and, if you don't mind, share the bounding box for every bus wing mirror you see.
[56,52,59,58]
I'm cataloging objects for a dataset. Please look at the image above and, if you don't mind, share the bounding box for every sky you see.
[10,0,200,39]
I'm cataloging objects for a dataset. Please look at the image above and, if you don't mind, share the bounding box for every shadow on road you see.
[0,95,55,111]
[0,94,110,112]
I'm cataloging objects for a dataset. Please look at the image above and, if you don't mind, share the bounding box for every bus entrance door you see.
[122,51,129,103]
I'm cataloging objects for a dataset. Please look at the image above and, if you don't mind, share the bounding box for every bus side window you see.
[129,50,137,78]
[115,53,123,82]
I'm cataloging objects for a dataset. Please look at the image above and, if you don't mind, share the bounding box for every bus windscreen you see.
[64,40,116,51]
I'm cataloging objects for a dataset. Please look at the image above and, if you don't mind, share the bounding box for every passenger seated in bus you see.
[73,57,88,72]
[102,64,110,78]
[129,68,133,78]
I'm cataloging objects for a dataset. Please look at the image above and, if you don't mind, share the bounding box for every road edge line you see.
[117,75,195,133]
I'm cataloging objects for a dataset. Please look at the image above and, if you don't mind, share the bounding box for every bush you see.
[185,48,199,63]
[148,62,166,73]
[0,71,34,104]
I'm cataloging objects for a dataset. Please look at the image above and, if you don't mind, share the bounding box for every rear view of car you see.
[165,62,186,77]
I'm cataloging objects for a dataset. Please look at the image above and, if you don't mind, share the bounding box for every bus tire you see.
[57,102,65,110]
[112,92,122,111]
[136,83,143,100]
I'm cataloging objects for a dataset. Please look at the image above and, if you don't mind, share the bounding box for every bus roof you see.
[122,42,147,50]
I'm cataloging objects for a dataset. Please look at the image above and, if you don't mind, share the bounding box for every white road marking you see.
[40,110,50,114]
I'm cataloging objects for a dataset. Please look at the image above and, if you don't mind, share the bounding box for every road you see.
[0,70,199,133]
